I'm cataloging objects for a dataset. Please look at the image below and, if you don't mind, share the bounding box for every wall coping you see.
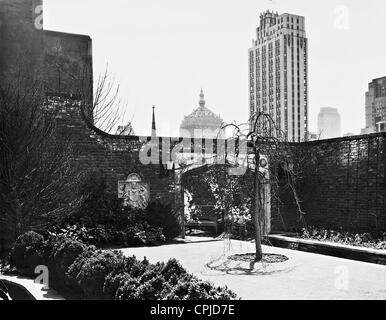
[295,132,386,146]
[50,94,386,148]
[43,30,92,41]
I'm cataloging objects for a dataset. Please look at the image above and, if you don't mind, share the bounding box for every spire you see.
[151,106,156,137]
[199,89,205,108]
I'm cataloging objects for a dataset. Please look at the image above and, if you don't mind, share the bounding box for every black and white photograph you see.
[0,0,385,311]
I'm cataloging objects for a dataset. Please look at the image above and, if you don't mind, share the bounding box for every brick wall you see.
[56,98,386,235]
[53,97,176,206]
[273,134,386,234]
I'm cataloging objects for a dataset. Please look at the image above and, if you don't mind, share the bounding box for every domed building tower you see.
[180,90,225,139]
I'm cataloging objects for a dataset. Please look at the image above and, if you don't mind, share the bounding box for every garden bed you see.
[206,252,291,275]
[268,234,386,265]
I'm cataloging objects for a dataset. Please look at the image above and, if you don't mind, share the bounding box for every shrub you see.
[103,271,132,300]
[67,249,126,299]
[228,216,255,241]
[115,276,141,300]
[102,254,140,300]
[146,200,180,240]
[300,226,386,250]
[138,263,163,283]
[125,226,147,247]
[164,274,237,300]
[9,231,45,275]
[50,224,167,248]
[135,276,165,300]
[143,227,166,246]
[105,230,128,247]
[52,173,178,249]
[10,232,238,300]
[126,258,150,278]
[48,236,87,290]
[71,173,122,227]
[65,245,97,294]
[161,259,187,281]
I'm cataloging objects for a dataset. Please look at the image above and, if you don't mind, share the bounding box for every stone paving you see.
[121,237,386,300]
[0,274,64,300]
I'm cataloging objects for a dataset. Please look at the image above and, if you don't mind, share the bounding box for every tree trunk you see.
[253,148,263,262]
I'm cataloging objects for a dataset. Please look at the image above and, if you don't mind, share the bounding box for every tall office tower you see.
[317,107,341,140]
[362,76,386,133]
[248,11,309,142]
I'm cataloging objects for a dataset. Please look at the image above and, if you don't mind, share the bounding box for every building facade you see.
[248,10,309,142]
[317,107,341,140]
[180,90,225,139]
[362,76,386,134]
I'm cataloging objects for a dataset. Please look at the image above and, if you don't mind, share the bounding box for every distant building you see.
[248,10,309,142]
[343,133,355,137]
[317,107,341,139]
[180,90,225,139]
[376,121,386,133]
[362,76,386,133]
[361,127,374,135]
[116,123,135,136]
[151,106,157,137]
[307,132,318,141]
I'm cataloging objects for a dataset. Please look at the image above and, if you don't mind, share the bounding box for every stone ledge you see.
[268,235,386,265]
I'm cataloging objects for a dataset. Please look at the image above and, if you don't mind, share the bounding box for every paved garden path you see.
[121,237,386,300]
[0,274,64,300]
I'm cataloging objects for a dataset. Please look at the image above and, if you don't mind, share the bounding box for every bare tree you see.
[80,68,127,134]
[222,111,306,262]
[0,77,81,243]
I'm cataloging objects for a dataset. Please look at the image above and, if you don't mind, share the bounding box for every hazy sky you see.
[44,0,386,137]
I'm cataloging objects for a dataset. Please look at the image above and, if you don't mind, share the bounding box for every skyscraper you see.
[317,107,341,140]
[362,76,386,134]
[248,11,309,142]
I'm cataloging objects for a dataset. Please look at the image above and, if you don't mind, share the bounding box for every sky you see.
[44,0,386,137]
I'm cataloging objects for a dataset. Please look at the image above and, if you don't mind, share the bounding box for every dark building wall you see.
[273,134,386,234]
[0,0,92,96]
[0,0,44,86]
[44,30,93,97]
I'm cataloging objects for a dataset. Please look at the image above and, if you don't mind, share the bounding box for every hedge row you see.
[9,231,237,300]
[48,224,167,248]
